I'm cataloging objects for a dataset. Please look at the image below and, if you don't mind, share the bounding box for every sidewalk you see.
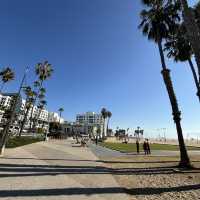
[0,139,131,200]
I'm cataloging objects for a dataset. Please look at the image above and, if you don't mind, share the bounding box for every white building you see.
[76,112,103,125]
[48,112,64,124]
[76,112,104,137]
[0,93,65,133]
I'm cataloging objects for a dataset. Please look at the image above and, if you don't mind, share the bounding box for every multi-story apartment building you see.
[0,93,64,133]
[76,112,103,125]
[76,112,104,137]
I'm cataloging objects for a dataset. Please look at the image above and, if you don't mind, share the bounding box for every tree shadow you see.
[0,184,200,197]
[0,163,199,178]
[3,157,200,164]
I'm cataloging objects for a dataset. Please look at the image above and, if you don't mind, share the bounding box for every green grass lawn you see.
[6,136,43,148]
[100,142,200,153]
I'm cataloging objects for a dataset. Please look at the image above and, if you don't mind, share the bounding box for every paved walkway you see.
[0,140,131,200]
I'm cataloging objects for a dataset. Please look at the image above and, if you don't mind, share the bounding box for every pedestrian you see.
[136,139,140,154]
[143,140,147,155]
[146,139,151,154]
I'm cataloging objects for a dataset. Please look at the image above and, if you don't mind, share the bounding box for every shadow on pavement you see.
[0,163,199,178]
[3,157,200,164]
[0,184,200,197]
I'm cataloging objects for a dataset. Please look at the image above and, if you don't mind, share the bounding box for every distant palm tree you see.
[106,111,112,135]
[139,0,191,168]
[58,108,64,123]
[0,67,15,92]
[101,108,108,139]
[164,25,200,102]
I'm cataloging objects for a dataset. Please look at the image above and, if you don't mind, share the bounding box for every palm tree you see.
[0,67,15,92]
[101,108,108,139]
[19,86,36,136]
[29,61,53,130]
[177,0,200,82]
[139,0,191,168]
[106,111,112,136]
[58,108,64,123]
[195,2,200,27]
[164,25,200,102]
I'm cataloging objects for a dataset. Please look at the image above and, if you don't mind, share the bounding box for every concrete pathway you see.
[0,140,131,200]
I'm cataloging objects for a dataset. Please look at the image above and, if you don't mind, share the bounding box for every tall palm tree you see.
[139,0,191,168]
[164,25,200,102]
[58,108,64,123]
[101,108,108,139]
[195,2,200,27]
[0,67,15,92]
[106,111,112,135]
[177,0,200,82]
[29,61,53,130]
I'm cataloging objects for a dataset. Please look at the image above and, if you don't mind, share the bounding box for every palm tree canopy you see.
[58,108,64,112]
[23,86,36,98]
[38,93,45,100]
[34,81,41,88]
[35,61,53,81]
[40,87,46,94]
[139,0,181,43]
[164,25,192,62]
[38,100,47,110]
[107,111,112,118]
[101,108,107,119]
[195,2,200,29]
[0,67,15,83]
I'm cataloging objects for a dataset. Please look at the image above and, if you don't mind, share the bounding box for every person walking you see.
[146,139,151,155]
[143,140,147,155]
[136,139,140,154]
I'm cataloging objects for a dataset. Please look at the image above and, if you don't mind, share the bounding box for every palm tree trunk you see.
[59,112,61,124]
[180,0,200,82]
[102,118,105,139]
[158,40,191,168]
[188,59,200,102]
[106,118,110,136]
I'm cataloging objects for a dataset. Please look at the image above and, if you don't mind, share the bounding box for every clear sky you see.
[0,0,199,138]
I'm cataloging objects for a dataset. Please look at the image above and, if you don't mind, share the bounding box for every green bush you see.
[6,136,43,148]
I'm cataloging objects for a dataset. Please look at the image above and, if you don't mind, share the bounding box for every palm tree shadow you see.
[0,184,200,197]
[0,163,199,178]
[3,157,200,164]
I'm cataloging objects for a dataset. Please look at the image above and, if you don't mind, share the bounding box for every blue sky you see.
[0,0,199,138]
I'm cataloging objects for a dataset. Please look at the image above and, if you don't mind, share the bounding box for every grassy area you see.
[6,136,43,148]
[100,142,200,152]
